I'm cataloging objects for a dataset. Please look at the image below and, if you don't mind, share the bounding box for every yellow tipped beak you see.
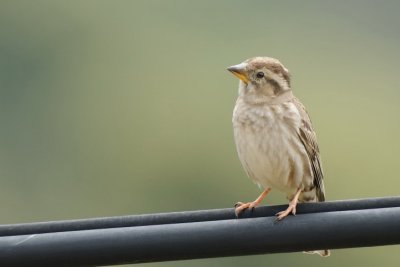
[227,63,249,84]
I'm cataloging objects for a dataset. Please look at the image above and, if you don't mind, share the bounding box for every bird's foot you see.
[276,187,302,221]
[234,201,258,217]
[276,201,297,220]
[234,189,272,217]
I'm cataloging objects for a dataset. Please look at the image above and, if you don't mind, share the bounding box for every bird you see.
[227,57,329,257]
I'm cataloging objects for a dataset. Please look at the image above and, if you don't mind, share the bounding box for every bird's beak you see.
[227,63,249,85]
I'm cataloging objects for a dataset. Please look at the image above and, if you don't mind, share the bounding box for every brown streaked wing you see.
[292,97,326,201]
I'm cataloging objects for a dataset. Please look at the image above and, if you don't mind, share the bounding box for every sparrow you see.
[227,57,329,257]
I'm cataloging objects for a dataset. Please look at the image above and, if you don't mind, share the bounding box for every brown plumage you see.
[228,57,329,257]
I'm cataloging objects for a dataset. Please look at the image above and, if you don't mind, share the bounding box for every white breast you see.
[232,99,310,196]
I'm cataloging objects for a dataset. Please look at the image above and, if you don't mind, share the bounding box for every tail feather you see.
[303,250,330,257]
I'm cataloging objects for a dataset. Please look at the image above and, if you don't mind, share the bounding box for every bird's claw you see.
[234,201,256,217]
[275,204,297,220]
[234,202,244,208]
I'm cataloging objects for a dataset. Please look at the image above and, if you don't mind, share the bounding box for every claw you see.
[234,202,244,208]
[234,202,251,217]
[275,188,302,220]
[276,203,298,220]
[234,189,272,218]
[249,201,258,209]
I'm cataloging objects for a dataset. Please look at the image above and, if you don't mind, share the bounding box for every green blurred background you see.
[1,0,399,266]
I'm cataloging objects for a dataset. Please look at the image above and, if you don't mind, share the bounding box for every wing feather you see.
[292,98,326,201]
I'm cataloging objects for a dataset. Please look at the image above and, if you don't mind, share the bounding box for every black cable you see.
[1,196,400,236]
[0,206,399,267]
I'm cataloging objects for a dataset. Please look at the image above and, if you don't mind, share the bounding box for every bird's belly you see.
[236,130,295,192]
[233,106,308,195]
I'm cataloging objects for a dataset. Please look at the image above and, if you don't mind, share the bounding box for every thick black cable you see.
[1,196,400,237]
[0,206,399,267]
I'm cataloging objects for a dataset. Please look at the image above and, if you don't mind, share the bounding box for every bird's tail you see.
[303,250,330,257]
[299,190,330,257]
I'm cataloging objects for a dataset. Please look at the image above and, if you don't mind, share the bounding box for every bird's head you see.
[227,57,292,103]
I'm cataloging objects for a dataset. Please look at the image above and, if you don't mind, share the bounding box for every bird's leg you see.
[235,188,271,216]
[276,187,302,220]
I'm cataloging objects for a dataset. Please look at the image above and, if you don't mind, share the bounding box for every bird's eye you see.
[256,72,264,78]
